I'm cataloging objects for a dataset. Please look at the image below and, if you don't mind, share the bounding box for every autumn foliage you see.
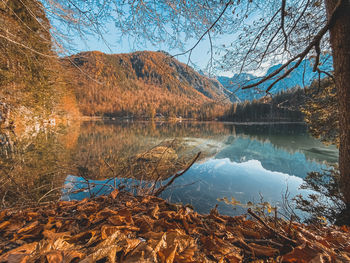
[63,51,229,120]
[0,0,80,123]
[1,190,350,262]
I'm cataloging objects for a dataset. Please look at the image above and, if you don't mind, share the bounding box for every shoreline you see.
[76,116,306,125]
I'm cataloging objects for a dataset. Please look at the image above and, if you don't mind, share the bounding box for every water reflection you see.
[216,137,330,178]
[0,121,337,214]
[162,158,313,216]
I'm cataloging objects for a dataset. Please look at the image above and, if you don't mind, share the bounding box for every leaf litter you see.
[0,190,349,262]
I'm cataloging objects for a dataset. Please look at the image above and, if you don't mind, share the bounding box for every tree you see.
[0,0,79,120]
[324,0,350,216]
[3,0,349,210]
[302,78,339,145]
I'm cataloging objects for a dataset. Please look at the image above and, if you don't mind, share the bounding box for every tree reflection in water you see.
[0,121,337,211]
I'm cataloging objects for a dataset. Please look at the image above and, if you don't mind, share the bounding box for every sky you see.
[68,20,236,77]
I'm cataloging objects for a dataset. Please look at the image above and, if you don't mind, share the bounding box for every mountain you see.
[0,0,79,129]
[63,51,229,119]
[218,58,333,102]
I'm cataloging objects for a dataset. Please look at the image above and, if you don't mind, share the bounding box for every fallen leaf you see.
[0,221,10,231]
[0,242,38,262]
[17,221,39,234]
[45,251,63,263]
[248,243,279,257]
[282,243,319,263]
[110,189,119,199]
[151,204,159,219]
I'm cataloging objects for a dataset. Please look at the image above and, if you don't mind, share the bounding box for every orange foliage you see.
[62,51,230,119]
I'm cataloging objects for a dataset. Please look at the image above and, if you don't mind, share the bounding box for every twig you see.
[149,139,176,194]
[103,159,117,189]
[153,152,201,197]
[281,0,288,51]
[248,208,298,246]
[172,1,232,59]
[37,186,63,203]
[287,214,294,236]
[244,239,283,248]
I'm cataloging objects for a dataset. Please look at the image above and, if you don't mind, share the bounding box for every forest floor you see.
[0,190,349,262]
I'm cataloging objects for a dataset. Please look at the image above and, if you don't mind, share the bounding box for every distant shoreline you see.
[77,116,306,125]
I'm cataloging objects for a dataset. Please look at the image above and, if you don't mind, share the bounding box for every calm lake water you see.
[64,121,337,216]
[1,121,338,216]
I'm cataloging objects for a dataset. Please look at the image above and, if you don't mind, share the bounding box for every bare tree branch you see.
[313,42,321,72]
[281,0,288,51]
[172,0,232,59]
[241,0,343,93]
[153,152,201,197]
[240,7,282,73]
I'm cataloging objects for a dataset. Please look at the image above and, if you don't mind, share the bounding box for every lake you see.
[0,121,338,217]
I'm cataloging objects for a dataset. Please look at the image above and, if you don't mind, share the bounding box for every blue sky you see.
[68,20,235,77]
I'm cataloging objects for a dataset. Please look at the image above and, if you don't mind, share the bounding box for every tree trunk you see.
[325,0,350,209]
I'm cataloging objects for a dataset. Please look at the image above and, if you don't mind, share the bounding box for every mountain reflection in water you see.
[0,121,337,212]
[161,158,311,216]
[57,121,337,217]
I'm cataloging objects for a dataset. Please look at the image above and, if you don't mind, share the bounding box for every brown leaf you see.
[201,235,241,261]
[151,204,160,219]
[165,229,192,252]
[42,229,70,240]
[101,225,122,239]
[123,242,155,263]
[26,212,39,221]
[108,215,126,225]
[45,251,63,263]
[44,216,56,230]
[146,232,167,253]
[0,242,38,262]
[0,210,6,221]
[134,215,154,233]
[309,253,330,263]
[17,221,39,234]
[0,221,10,231]
[225,252,243,263]
[121,238,141,255]
[248,243,279,257]
[110,189,119,199]
[63,250,86,262]
[69,230,98,245]
[159,210,176,219]
[340,225,349,232]
[81,230,125,263]
[81,246,119,263]
[175,245,197,263]
[77,201,98,214]
[95,207,119,221]
[5,254,30,263]
[159,243,178,263]
[108,210,134,226]
[236,225,262,239]
[282,243,320,262]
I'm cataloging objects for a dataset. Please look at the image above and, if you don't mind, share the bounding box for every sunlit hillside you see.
[0,0,79,128]
[63,51,230,119]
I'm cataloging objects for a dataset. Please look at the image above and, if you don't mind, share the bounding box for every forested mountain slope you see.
[0,0,79,129]
[63,51,229,119]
